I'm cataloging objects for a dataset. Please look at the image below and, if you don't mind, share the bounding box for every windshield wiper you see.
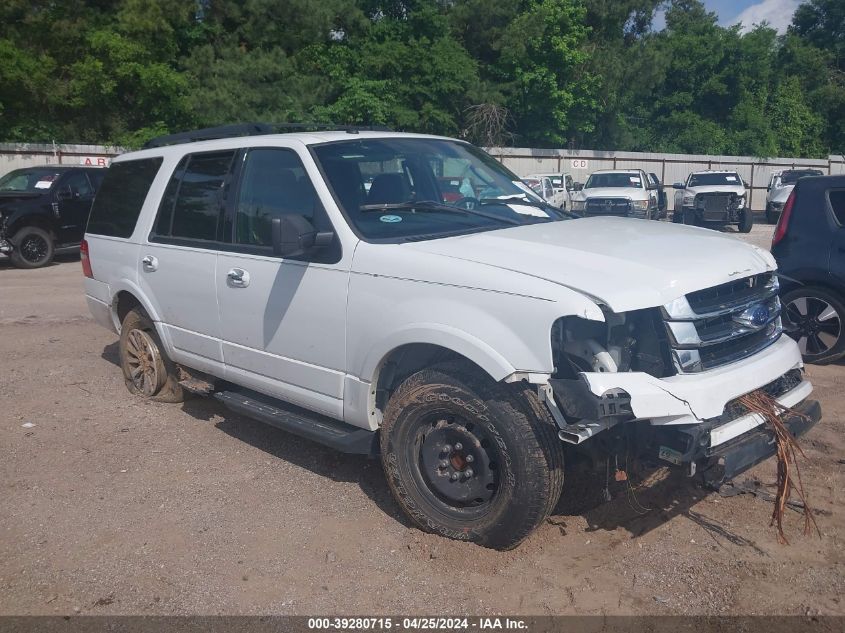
[479,196,571,219]
[358,200,522,225]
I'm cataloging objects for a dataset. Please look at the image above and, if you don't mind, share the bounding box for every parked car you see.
[647,172,668,219]
[766,168,824,224]
[672,170,752,232]
[84,124,819,549]
[523,176,555,204]
[771,175,845,363]
[570,169,658,219]
[0,165,105,268]
[525,172,574,209]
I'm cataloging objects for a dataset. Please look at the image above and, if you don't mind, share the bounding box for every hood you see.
[574,187,648,200]
[404,217,774,313]
[770,184,794,203]
[0,192,42,209]
[684,184,746,196]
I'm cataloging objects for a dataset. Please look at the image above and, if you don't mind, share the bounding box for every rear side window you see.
[86,158,163,238]
[829,190,845,226]
[153,151,235,243]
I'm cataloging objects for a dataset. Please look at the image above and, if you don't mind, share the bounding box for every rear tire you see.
[119,308,185,402]
[782,286,845,364]
[738,208,754,233]
[9,226,54,269]
[380,361,564,550]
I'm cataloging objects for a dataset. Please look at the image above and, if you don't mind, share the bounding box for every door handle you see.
[227,268,250,287]
[141,255,158,271]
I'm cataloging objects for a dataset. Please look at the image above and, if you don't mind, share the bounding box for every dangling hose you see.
[735,390,820,544]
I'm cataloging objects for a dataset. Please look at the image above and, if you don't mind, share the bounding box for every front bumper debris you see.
[0,238,12,254]
[698,398,820,487]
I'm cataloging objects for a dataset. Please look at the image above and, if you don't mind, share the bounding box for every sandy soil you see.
[0,225,842,615]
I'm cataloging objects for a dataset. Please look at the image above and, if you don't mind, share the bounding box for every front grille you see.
[662,272,782,372]
[694,192,739,221]
[585,197,630,215]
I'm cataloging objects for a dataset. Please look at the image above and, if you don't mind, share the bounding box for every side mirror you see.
[672,182,685,189]
[271,215,334,258]
[572,182,583,192]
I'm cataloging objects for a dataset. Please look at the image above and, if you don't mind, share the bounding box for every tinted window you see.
[829,190,845,226]
[155,152,234,242]
[87,158,163,238]
[61,172,94,198]
[585,173,643,188]
[235,148,321,246]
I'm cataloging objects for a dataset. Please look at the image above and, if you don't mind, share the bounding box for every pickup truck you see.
[570,169,658,219]
[672,170,753,232]
[83,125,820,549]
[765,168,824,224]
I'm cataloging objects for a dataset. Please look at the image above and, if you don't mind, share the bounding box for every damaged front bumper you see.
[543,334,820,482]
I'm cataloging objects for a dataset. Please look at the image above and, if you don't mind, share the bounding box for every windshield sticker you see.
[629,177,641,184]
[507,204,550,218]
[726,176,737,181]
[34,180,54,189]
[379,214,402,223]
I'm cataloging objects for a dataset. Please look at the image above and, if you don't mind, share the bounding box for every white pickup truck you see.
[673,170,753,232]
[570,169,658,219]
[83,126,820,549]
[765,168,824,224]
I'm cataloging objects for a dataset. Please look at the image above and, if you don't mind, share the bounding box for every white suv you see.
[83,125,820,549]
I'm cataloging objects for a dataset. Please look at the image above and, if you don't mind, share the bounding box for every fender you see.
[362,323,519,385]
[107,279,174,355]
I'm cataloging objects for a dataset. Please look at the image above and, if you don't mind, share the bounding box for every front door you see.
[139,150,236,376]
[54,172,95,244]
[217,147,349,419]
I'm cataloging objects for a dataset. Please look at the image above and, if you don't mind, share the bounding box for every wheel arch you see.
[108,283,172,355]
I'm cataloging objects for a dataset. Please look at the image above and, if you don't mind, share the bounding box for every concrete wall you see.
[487,147,845,211]
[3,141,842,212]
[0,143,122,175]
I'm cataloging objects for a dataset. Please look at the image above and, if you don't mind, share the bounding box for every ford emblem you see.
[733,303,770,329]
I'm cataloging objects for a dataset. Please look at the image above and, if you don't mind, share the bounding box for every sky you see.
[653,0,803,34]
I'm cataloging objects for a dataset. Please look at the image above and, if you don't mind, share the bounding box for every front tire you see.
[380,362,564,550]
[738,208,754,233]
[782,287,845,364]
[9,226,54,269]
[119,308,185,402]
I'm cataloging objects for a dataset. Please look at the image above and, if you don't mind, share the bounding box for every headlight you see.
[737,196,746,209]
[683,194,694,205]
[632,199,649,210]
[571,200,586,212]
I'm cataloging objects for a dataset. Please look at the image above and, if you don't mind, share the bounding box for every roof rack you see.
[142,122,393,149]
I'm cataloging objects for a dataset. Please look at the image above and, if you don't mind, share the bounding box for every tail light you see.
[80,239,93,278]
[772,190,796,247]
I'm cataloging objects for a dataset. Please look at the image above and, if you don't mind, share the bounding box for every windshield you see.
[688,173,742,187]
[780,170,823,185]
[584,172,643,189]
[0,169,61,192]
[312,138,566,241]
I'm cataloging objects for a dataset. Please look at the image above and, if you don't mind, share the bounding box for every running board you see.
[213,389,378,456]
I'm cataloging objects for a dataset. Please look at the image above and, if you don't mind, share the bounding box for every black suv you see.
[772,174,845,363]
[0,166,105,268]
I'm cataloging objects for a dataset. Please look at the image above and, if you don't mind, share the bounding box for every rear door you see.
[216,146,349,418]
[54,171,95,244]
[139,150,236,376]
[828,188,845,287]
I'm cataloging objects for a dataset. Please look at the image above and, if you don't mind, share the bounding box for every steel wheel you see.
[784,295,842,357]
[411,413,500,516]
[124,328,163,396]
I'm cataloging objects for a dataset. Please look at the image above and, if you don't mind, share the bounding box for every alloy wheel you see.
[784,296,842,357]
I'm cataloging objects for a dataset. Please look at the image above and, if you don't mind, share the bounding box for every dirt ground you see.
[1,222,843,616]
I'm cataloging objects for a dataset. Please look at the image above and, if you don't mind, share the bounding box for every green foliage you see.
[0,0,841,156]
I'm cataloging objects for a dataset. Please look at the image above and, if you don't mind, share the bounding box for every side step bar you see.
[213,389,378,456]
